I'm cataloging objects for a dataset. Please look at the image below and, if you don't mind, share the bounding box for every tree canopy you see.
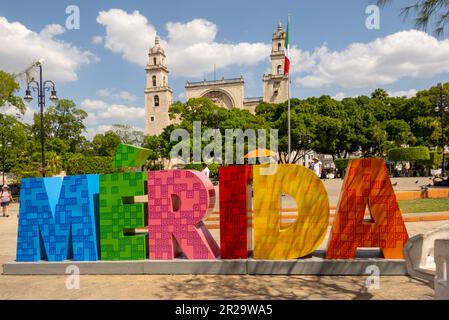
[1,65,448,179]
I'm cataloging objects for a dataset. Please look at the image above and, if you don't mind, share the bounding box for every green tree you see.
[32,99,88,154]
[0,71,28,178]
[142,135,166,169]
[45,151,63,176]
[0,115,28,175]
[166,98,267,163]
[371,88,389,101]
[382,119,413,146]
[109,124,144,145]
[0,70,26,114]
[411,116,441,147]
[92,131,121,156]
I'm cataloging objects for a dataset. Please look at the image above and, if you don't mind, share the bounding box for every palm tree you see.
[45,151,62,176]
[377,0,449,37]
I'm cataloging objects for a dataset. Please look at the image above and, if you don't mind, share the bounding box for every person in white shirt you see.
[1,185,14,217]
[201,165,210,178]
[312,157,322,178]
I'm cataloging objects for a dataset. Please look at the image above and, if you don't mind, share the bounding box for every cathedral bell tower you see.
[262,23,289,103]
[145,36,173,136]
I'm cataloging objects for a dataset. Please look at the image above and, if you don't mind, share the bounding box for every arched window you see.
[154,95,160,107]
[152,75,156,87]
[163,76,166,86]
[278,42,282,52]
[153,57,157,65]
[277,65,282,75]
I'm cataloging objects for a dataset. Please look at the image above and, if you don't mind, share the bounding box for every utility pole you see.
[24,62,59,177]
[436,83,448,177]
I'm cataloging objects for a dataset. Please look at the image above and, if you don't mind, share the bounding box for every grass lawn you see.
[399,198,449,213]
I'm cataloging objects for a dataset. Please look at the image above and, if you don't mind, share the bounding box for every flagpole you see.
[288,74,291,163]
[287,14,291,164]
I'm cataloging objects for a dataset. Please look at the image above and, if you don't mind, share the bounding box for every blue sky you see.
[1,0,449,137]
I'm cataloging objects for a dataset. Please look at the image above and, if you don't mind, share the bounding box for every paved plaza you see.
[0,177,445,299]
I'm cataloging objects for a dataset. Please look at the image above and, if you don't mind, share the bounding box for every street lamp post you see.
[436,83,448,177]
[23,62,58,177]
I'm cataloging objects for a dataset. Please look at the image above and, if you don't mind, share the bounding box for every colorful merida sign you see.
[16,144,409,262]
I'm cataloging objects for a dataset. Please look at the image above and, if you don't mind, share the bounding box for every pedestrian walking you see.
[312,157,322,178]
[1,185,14,217]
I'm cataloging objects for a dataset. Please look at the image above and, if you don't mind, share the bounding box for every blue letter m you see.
[16,175,99,261]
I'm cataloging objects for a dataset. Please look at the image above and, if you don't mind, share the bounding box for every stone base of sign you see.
[403,222,449,287]
[434,239,449,300]
[3,250,407,276]
[247,259,406,275]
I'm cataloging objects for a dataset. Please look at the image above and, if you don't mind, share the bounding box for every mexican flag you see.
[283,19,290,75]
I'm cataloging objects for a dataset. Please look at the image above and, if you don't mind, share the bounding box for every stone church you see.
[145,23,289,136]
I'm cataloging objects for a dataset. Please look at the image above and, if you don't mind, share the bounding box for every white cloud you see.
[81,99,145,136]
[166,19,217,46]
[86,124,145,140]
[116,91,138,102]
[169,41,270,78]
[97,89,111,98]
[88,125,114,137]
[97,88,137,102]
[95,9,270,78]
[39,24,65,38]
[92,35,103,44]
[289,45,321,75]
[1,103,35,124]
[81,98,145,139]
[0,16,97,83]
[296,30,449,88]
[387,89,417,98]
[332,92,347,101]
[96,9,157,66]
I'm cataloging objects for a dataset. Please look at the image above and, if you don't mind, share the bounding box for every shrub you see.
[418,151,443,170]
[66,154,116,175]
[183,163,204,172]
[387,146,430,162]
[208,163,219,176]
[334,158,356,171]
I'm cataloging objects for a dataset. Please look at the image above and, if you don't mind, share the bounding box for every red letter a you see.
[326,158,408,259]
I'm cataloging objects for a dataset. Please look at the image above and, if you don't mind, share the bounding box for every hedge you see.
[418,151,443,169]
[183,163,204,172]
[66,155,116,175]
[387,146,430,162]
[334,158,356,171]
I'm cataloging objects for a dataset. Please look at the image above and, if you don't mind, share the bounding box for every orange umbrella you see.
[244,148,277,159]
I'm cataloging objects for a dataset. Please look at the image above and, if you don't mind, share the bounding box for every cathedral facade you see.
[145,23,289,136]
